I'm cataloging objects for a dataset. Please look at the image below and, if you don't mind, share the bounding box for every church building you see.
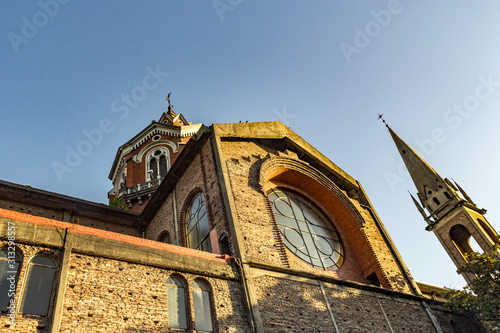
[0,103,493,332]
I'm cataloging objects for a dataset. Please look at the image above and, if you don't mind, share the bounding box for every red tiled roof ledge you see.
[0,208,230,264]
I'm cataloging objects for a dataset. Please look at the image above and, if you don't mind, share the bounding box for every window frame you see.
[267,187,345,270]
[166,275,189,329]
[191,279,214,332]
[0,247,22,313]
[19,253,58,317]
[145,147,170,181]
[184,191,212,253]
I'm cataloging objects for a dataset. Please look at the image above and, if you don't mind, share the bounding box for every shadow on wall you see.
[252,274,483,333]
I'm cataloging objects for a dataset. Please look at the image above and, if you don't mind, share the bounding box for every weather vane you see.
[166,92,172,108]
[166,92,175,113]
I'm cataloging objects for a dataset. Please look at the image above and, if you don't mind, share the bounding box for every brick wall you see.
[60,253,251,333]
[252,272,482,333]
[147,139,232,254]
[147,194,176,244]
[431,305,484,333]
[222,141,287,267]
[0,199,64,222]
[220,139,412,291]
[71,215,140,237]
[253,275,335,332]
[0,198,140,238]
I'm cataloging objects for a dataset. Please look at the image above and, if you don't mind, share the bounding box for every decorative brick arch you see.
[190,277,216,332]
[157,230,172,244]
[258,156,365,227]
[449,224,477,256]
[0,242,24,259]
[258,156,392,288]
[135,140,178,162]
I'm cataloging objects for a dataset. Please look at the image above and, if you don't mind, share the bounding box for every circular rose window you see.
[268,188,344,269]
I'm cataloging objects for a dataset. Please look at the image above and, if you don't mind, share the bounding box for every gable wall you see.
[220,139,410,288]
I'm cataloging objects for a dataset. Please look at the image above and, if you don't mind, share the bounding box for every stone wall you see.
[251,271,481,333]
[60,253,251,333]
[0,209,248,333]
[0,242,60,333]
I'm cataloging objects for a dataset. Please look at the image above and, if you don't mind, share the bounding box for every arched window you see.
[20,254,57,316]
[192,279,213,332]
[185,192,212,252]
[146,148,170,181]
[0,248,22,312]
[267,188,344,270]
[158,231,171,244]
[166,276,188,329]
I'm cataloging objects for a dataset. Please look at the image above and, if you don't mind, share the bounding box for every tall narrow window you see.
[166,276,188,329]
[159,155,168,178]
[20,254,57,316]
[185,192,212,252]
[192,279,213,332]
[268,188,344,270]
[0,248,22,312]
[150,157,158,180]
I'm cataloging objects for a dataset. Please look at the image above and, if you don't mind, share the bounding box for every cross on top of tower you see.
[378,114,388,127]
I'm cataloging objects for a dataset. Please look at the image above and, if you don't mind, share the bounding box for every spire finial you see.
[166,92,172,108]
[166,92,175,116]
[378,114,388,127]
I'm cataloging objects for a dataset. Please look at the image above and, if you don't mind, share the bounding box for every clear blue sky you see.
[2,1,500,289]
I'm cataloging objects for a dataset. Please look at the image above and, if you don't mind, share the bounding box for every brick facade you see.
[219,138,413,292]
[0,120,485,332]
[60,254,249,333]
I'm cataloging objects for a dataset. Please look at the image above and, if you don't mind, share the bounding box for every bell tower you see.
[385,123,500,284]
[108,95,202,212]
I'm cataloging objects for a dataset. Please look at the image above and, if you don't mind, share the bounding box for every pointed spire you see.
[386,126,445,198]
[454,180,475,205]
[409,191,427,218]
[445,178,458,191]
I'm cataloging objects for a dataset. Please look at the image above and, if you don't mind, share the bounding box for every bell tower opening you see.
[449,225,482,257]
